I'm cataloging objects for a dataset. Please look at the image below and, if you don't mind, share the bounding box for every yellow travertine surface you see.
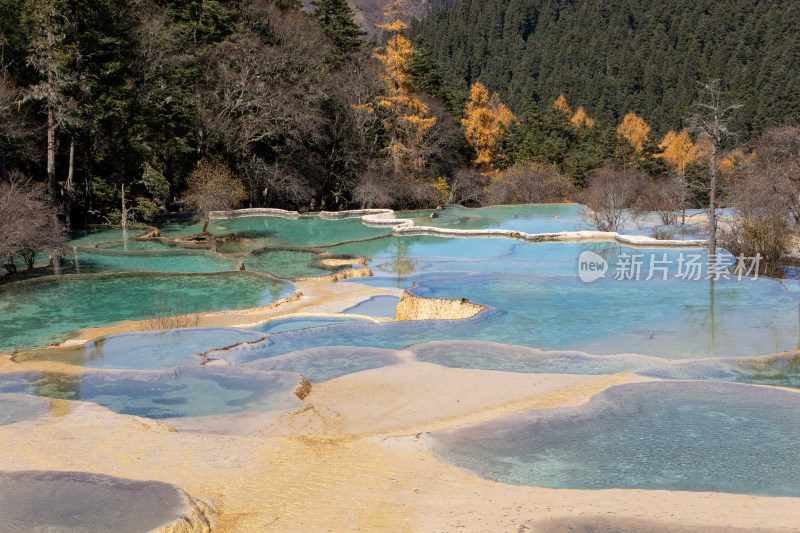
[2,277,799,532]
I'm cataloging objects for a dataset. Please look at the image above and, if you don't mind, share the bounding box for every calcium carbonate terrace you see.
[1,203,798,530]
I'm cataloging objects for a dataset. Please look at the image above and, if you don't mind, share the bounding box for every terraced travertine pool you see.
[2,204,799,502]
[0,272,294,352]
[425,381,800,496]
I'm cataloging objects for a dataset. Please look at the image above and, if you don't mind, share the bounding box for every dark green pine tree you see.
[311,0,366,59]
[410,37,458,113]
[637,137,670,177]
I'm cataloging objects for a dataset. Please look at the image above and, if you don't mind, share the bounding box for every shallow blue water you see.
[0,272,294,352]
[426,381,800,496]
[71,249,238,273]
[400,203,705,239]
[0,394,51,426]
[13,328,265,369]
[406,203,589,233]
[409,341,651,375]
[0,366,305,419]
[638,353,800,389]
[94,239,185,251]
[253,316,374,334]
[65,227,139,247]
[213,215,391,247]
[342,295,400,317]
[245,346,402,382]
[239,248,342,279]
[211,274,798,362]
[329,238,718,289]
[151,218,224,238]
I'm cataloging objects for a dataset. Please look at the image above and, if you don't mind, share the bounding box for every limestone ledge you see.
[318,256,367,267]
[394,291,486,322]
[156,491,216,533]
[208,208,299,219]
[286,209,708,248]
[235,288,303,314]
[209,206,708,248]
[329,208,707,248]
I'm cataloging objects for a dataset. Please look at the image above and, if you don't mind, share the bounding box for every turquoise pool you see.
[71,249,239,273]
[236,248,343,279]
[13,328,264,369]
[426,381,800,496]
[342,295,400,317]
[7,204,800,500]
[0,366,306,420]
[245,346,402,382]
[0,272,293,352]
[328,238,717,288]
[213,215,391,247]
[211,274,797,362]
[254,316,374,334]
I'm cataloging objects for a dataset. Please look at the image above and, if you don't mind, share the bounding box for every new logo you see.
[578,251,608,282]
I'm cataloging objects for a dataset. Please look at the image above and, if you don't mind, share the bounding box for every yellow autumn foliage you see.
[374,0,435,175]
[553,94,571,114]
[571,106,595,128]
[617,111,651,151]
[658,130,694,173]
[462,82,514,171]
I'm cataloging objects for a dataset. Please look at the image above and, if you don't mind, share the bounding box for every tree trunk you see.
[84,132,93,214]
[708,142,717,271]
[47,109,57,205]
[680,150,687,226]
[121,183,128,249]
[64,136,75,226]
[0,146,7,181]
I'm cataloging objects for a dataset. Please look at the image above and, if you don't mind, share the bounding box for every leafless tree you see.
[687,80,742,264]
[351,159,438,209]
[0,75,36,181]
[635,175,687,226]
[351,161,396,208]
[719,126,800,275]
[447,168,489,206]
[180,158,246,233]
[581,164,646,232]
[748,126,800,225]
[0,172,66,271]
[487,162,575,205]
[721,169,792,276]
[194,11,332,209]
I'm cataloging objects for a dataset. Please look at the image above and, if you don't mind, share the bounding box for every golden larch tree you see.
[489,92,514,125]
[689,135,713,166]
[462,82,514,171]
[617,111,651,151]
[571,106,595,128]
[553,94,572,114]
[374,0,436,175]
[658,130,695,175]
[720,148,755,171]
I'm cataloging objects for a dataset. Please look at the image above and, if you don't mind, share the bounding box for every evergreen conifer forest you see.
[0,0,798,272]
